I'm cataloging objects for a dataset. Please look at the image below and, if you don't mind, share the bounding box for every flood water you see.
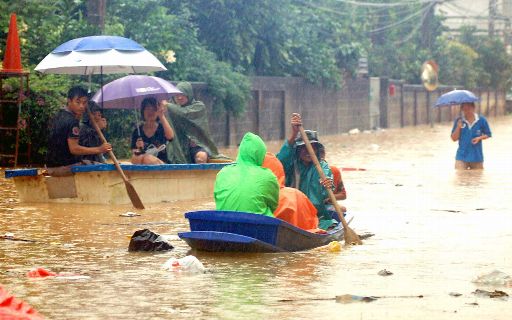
[1,116,512,319]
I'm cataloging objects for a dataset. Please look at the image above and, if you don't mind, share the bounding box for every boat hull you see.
[4,163,228,205]
[178,210,354,253]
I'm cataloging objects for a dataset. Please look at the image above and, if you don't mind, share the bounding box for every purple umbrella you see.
[91,75,182,109]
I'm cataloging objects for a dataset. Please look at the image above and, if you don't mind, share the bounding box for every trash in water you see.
[128,229,174,252]
[472,270,512,287]
[449,292,462,297]
[336,294,377,303]
[358,233,375,240]
[27,267,57,278]
[328,241,341,252]
[0,233,35,242]
[472,289,509,298]
[119,211,141,217]
[0,285,44,320]
[378,269,393,276]
[26,267,90,280]
[162,255,206,274]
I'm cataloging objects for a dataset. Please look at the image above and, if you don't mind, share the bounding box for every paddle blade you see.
[124,180,145,209]
[344,226,362,246]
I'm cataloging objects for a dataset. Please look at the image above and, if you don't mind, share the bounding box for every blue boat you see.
[178,210,354,252]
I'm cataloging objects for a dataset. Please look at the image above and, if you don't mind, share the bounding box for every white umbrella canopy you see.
[34,35,167,75]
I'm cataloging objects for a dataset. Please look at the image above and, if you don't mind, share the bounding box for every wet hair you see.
[67,86,88,100]
[83,101,102,125]
[140,97,158,121]
[318,144,326,159]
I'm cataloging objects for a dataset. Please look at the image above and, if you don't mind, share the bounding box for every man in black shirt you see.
[46,86,112,176]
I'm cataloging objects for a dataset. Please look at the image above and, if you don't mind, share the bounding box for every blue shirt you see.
[451,114,492,163]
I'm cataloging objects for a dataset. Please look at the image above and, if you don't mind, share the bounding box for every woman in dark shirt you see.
[130,97,174,164]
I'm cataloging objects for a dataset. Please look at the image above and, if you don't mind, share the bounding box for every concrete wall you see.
[190,77,507,147]
[380,78,506,129]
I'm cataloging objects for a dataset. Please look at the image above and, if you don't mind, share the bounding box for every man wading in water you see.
[451,102,492,170]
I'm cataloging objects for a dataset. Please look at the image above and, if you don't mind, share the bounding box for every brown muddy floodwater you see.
[1,116,512,319]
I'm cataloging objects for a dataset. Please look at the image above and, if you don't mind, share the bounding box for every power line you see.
[332,0,440,8]
[368,3,432,33]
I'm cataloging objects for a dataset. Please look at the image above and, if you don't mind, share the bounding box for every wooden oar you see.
[298,126,361,245]
[87,110,145,209]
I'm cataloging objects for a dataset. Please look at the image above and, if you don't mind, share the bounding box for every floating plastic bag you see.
[0,285,44,320]
[27,267,90,280]
[128,229,174,252]
[162,255,206,274]
[27,267,57,278]
[472,270,512,287]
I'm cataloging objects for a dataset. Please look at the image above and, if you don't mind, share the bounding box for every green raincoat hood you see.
[236,132,266,166]
[214,132,278,217]
[176,81,194,105]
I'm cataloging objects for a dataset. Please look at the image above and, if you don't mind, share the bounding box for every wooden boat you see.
[178,210,354,252]
[4,163,228,205]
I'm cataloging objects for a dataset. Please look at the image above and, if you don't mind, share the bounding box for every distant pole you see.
[86,0,106,32]
[489,0,497,38]
[421,3,435,50]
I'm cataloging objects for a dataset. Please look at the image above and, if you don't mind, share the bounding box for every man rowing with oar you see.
[276,113,337,230]
[46,86,112,176]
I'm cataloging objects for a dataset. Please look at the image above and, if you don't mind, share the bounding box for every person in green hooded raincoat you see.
[214,132,279,217]
[276,113,337,230]
[165,81,228,164]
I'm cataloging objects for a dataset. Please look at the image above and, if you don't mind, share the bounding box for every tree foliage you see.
[1,0,511,162]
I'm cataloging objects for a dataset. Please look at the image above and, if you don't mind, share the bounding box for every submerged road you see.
[1,115,511,319]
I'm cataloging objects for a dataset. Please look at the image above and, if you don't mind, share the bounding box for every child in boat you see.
[318,145,347,213]
[262,152,319,230]
[276,113,337,230]
[130,97,174,164]
[46,86,112,176]
[214,132,279,216]
[79,101,108,163]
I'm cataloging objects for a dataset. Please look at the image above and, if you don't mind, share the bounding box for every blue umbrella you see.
[434,89,479,107]
[35,35,166,75]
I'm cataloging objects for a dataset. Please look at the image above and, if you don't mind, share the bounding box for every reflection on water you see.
[1,116,512,319]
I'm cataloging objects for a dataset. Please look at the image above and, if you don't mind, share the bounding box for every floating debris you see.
[473,289,508,299]
[378,269,393,276]
[128,229,174,252]
[449,292,462,297]
[430,209,462,213]
[1,233,36,243]
[336,294,377,303]
[473,270,512,287]
[328,241,341,252]
[119,211,141,217]
[358,233,375,240]
[162,255,206,274]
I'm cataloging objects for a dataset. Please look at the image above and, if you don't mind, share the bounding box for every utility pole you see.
[421,1,436,52]
[489,0,497,38]
[86,0,106,32]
